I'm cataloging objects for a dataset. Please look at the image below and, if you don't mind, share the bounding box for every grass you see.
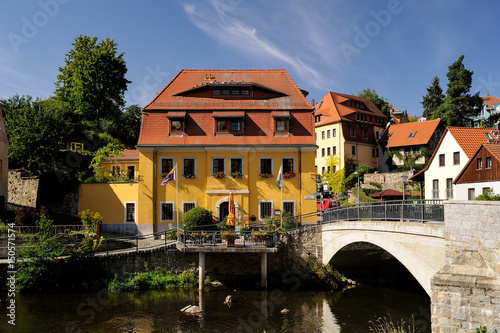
[108,267,199,292]
[368,315,415,333]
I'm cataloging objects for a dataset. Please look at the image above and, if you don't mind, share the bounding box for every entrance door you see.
[219,202,229,222]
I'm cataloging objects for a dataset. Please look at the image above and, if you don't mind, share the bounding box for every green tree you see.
[421,76,445,118]
[357,88,391,119]
[180,206,214,230]
[1,95,74,176]
[115,104,142,148]
[55,35,130,124]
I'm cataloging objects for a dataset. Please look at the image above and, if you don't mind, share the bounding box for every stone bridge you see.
[313,201,500,332]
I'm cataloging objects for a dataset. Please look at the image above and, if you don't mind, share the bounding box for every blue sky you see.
[1,0,500,117]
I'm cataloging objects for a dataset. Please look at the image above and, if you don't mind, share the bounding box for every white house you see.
[411,127,497,200]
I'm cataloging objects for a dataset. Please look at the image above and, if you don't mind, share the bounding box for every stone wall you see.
[431,201,500,332]
[362,171,414,192]
[8,171,39,208]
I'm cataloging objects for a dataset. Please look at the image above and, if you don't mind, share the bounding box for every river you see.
[1,285,430,333]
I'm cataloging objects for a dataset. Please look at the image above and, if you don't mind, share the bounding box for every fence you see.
[14,225,86,234]
[177,229,278,248]
[321,200,444,224]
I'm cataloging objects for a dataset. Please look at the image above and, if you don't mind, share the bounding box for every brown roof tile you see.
[448,127,498,159]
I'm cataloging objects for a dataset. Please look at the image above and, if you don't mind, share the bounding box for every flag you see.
[276,164,283,189]
[161,166,176,185]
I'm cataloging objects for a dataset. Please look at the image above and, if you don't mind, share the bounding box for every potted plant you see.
[212,171,225,179]
[220,231,238,247]
[230,171,243,179]
[176,230,184,242]
[251,231,267,241]
[258,173,273,179]
[284,171,296,179]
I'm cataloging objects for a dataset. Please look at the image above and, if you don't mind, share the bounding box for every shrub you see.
[180,206,214,229]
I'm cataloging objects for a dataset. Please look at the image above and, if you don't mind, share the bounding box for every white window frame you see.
[160,201,175,222]
[229,156,244,178]
[182,157,197,178]
[160,157,175,178]
[211,156,226,175]
[259,157,273,175]
[258,200,273,220]
[182,201,197,216]
[124,201,136,223]
[282,200,296,216]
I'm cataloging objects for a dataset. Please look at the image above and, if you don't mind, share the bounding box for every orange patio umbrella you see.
[226,192,235,226]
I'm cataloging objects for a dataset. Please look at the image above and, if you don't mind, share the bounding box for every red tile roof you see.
[138,69,315,146]
[105,149,139,161]
[314,92,387,128]
[386,119,441,148]
[369,189,408,198]
[482,95,500,108]
[448,127,498,159]
[454,142,500,184]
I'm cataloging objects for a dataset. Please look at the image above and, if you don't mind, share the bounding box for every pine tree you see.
[421,76,444,118]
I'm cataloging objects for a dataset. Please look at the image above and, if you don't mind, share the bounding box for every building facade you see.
[79,69,317,235]
[314,92,388,175]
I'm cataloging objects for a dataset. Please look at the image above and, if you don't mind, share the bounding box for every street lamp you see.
[401,174,408,201]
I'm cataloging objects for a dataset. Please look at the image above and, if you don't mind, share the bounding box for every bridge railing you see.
[322,200,444,224]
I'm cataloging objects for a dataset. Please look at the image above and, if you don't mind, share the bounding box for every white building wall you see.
[455,181,500,200]
[424,132,467,200]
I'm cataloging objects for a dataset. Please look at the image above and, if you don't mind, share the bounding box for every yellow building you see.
[314,92,388,176]
[79,69,317,235]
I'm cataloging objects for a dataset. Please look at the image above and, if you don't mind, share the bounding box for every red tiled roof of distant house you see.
[138,69,315,146]
[454,141,500,184]
[386,119,441,148]
[314,92,386,127]
[104,149,139,161]
[482,95,500,108]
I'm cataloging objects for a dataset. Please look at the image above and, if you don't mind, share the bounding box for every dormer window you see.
[167,112,186,135]
[272,111,290,135]
[408,131,416,139]
[213,112,245,134]
[171,120,182,133]
[213,90,221,96]
[276,120,287,132]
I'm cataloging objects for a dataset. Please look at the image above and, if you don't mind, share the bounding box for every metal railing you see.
[321,200,444,224]
[14,225,86,234]
[177,230,278,248]
[98,230,174,255]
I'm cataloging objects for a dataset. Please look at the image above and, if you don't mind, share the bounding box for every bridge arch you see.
[322,222,445,296]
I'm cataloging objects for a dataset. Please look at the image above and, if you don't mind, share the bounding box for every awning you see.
[212,111,245,118]
[167,112,186,118]
[271,111,290,118]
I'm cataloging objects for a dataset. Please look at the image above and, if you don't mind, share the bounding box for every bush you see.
[107,268,198,292]
[180,206,214,229]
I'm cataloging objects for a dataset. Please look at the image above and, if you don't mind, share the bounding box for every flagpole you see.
[280,162,283,228]
[176,163,179,230]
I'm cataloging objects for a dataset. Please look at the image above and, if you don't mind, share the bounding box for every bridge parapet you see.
[431,201,500,332]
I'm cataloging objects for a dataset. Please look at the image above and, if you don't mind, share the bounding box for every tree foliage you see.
[357,88,391,119]
[1,95,74,176]
[421,76,445,118]
[55,35,130,124]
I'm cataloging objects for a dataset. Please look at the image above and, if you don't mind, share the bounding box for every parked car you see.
[317,199,340,211]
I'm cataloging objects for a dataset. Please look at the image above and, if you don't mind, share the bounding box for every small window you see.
[259,158,273,175]
[161,157,174,177]
[327,147,331,156]
[486,157,492,169]
[321,148,325,157]
[332,146,337,155]
[171,120,182,133]
[322,131,325,140]
[477,158,483,170]
[230,157,243,178]
[439,154,445,167]
[241,90,249,96]
[453,152,460,165]
[222,90,230,95]
[231,90,240,95]
[160,202,175,221]
[127,165,135,179]
[333,166,336,173]
[111,165,121,177]
[482,187,490,194]
[282,158,294,174]
[372,149,376,157]
[327,130,331,139]
[231,121,241,132]
[333,128,336,137]
[182,202,196,215]
[125,202,136,223]
[183,158,196,178]
[446,178,453,198]
[433,180,439,199]
[259,201,273,219]
[321,167,325,175]
[408,131,416,139]
[276,120,287,132]
[282,201,295,216]
[350,127,356,137]
[212,158,225,175]
[217,120,227,132]
[327,166,330,173]
[468,188,475,201]
[213,90,221,95]
[352,145,356,156]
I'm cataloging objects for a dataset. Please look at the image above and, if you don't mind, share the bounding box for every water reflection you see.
[0,285,429,333]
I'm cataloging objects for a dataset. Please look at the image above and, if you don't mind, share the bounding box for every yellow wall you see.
[78,183,138,224]
[315,123,345,173]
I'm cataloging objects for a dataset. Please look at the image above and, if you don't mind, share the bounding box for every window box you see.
[212,171,225,179]
[284,171,296,179]
[259,173,273,179]
[230,171,243,179]
[184,173,196,179]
